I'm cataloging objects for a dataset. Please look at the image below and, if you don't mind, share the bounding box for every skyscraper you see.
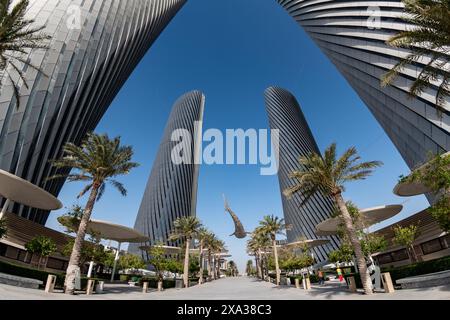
[277,0,449,174]
[128,91,205,256]
[265,86,340,263]
[0,0,187,224]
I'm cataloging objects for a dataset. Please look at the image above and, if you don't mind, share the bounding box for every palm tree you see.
[247,227,271,280]
[0,0,50,109]
[169,216,202,288]
[47,132,139,294]
[214,239,226,279]
[204,231,217,280]
[381,0,450,116]
[258,216,290,286]
[246,237,261,278]
[197,227,209,284]
[283,143,382,295]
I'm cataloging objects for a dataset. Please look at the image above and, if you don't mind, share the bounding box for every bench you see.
[396,270,450,289]
[0,272,43,289]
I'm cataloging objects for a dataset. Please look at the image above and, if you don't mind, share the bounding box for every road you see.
[1,276,449,300]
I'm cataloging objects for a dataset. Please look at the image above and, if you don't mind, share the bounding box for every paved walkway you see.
[1,277,450,300]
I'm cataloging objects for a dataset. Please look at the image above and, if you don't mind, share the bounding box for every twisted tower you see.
[277,0,450,174]
[0,0,187,223]
[128,91,205,256]
[265,86,340,263]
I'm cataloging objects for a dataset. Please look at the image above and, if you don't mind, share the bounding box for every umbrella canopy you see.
[316,204,403,235]
[393,151,450,197]
[0,169,62,211]
[58,216,148,243]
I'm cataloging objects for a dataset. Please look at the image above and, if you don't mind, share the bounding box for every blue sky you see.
[46,0,430,273]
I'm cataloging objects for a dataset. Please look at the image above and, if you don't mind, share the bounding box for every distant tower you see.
[128,91,205,256]
[264,87,340,263]
[0,0,187,224]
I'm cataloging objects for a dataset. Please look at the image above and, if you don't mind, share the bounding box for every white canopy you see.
[0,169,62,217]
[315,204,403,235]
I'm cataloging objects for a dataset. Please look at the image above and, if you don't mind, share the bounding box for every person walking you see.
[318,269,325,285]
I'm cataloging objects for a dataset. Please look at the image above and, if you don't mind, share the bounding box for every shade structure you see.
[58,216,149,243]
[393,152,450,197]
[0,169,62,219]
[279,239,330,249]
[58,216,148,280]
[85,220,149,282]
[393,182,431,197]
[316,205,403,235]
[86,220,149,243]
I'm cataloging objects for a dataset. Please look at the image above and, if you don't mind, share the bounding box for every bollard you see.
[381,272,395,293]
[86,279,95,295]
[45,275,57,293]
[142,281,149,293]
[347,276,357,293]
[302,278,307,290]
[295,278,300,289]
[305,277,311,290]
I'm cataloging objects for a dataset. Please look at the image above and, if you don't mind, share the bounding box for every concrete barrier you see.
[0,272,42,289]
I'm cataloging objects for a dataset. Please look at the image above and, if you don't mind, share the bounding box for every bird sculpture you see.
[223,194,248,239]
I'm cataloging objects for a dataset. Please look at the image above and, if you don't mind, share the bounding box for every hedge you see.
[344,255,450,288]
[0,260,65,287]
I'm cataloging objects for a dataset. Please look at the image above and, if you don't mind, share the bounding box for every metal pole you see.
[111,242,121,282]
[0,198,10,220]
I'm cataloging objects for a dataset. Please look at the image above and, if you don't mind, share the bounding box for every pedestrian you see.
[318,269,325,285]
[336,267,344,282]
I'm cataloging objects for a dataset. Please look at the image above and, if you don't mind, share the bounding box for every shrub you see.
[119,274,129,282]
[0,260,65,287]
[382,255,450,282]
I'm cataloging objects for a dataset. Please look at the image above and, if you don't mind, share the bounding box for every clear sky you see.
[46,0,430,273]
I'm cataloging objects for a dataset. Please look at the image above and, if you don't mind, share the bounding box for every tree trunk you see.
[207,252,212,280]
[183,238,190,288]
[216,255,220,279]
[273,239,280,286]
[256,251,262,279]
[408,245,418,263]
[64,182,100,294]
[199,242,204,284]
[335,192,373,295]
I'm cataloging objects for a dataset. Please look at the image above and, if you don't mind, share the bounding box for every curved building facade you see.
[277,0,450,176]
[0,0,186,224]
[128,91,205,257]
[265,87,340,263]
